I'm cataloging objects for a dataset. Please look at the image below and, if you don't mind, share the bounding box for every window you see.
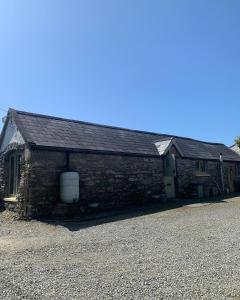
[8,152,21,196]
[195,160,207,172]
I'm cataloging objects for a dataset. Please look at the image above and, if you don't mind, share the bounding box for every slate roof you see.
[5,109,240,161]
[175,138,240,161]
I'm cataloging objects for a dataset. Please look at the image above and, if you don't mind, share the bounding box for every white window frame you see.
[8,152,21,196]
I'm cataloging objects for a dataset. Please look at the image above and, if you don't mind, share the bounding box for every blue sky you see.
[0,0,239,145]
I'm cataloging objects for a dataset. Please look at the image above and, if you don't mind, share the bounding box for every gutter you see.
[28,144,163,159]
[26,143,240,163]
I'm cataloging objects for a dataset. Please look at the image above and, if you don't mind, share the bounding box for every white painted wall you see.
[0,118,24,152]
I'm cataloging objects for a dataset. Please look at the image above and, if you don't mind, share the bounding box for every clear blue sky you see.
[0,0,239,145]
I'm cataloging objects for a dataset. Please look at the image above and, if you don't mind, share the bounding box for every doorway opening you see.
[163,154,176,198]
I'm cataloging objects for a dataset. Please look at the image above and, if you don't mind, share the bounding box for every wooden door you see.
[164,176,176,198]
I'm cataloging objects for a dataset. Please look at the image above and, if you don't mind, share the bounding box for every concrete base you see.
[3,197,18,212]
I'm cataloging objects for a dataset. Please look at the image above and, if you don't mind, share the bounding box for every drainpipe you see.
[66,152,70,171]
[220,153,224,194]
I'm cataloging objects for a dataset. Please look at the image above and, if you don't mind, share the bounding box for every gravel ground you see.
[1,197,240,300]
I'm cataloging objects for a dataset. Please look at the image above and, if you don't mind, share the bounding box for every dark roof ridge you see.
[11,108,225,146]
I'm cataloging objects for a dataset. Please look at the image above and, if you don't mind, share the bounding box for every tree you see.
[235,136,240,148]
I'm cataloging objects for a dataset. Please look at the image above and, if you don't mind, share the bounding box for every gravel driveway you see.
[1,196,240,300]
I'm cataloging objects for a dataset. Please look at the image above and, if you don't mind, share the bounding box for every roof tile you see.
[11,109,240,161]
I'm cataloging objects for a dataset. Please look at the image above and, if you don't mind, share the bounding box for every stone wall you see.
[70,152,164,209]
[0,153,4,200]
[222,161,239,192]
[2,146,239,217]
[16,148,32,217]
[28,150,164,217]
[28,151,67,217]
[176,158,238,198]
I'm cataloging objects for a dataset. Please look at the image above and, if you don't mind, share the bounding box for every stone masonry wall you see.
[16,148,32,217]
[28,151,67,217]
[28,150,164,217]
[0,154,4,201]
[70,152,164,209]
[4,146,238,217]
[176,158,237,197]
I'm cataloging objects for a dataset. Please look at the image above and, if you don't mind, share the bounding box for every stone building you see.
[0,108,240,218]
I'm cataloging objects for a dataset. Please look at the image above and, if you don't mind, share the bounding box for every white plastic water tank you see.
[60,172,79,203]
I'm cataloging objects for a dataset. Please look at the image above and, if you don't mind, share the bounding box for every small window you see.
[195,160,207,172]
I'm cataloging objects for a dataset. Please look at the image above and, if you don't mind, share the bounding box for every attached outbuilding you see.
[0,109,240,218]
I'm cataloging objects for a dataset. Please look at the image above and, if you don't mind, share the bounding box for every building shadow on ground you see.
[40,194,239,232]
